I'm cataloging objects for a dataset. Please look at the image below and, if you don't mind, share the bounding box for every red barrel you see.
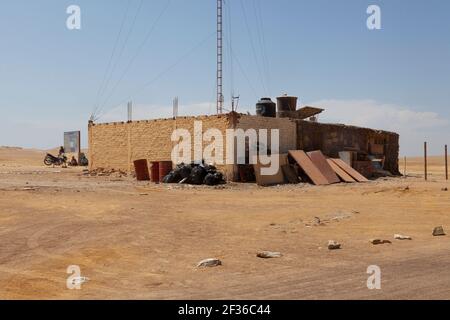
[133,159,150,181]
[158,161,173,182]
[150,161,160,183]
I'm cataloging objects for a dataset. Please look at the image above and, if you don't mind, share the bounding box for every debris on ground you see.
[370,239,392,245]
[328,240,341,250]
[21,187,38,191]
[87,168,128,178]
[432,226,446,236]
[163,162,226,186]
[442,187,448,191]
[304,211,355,227]
[257,251,282,259]
[394,234,412,240]
[197,258,222,268]
[69,276,89,286]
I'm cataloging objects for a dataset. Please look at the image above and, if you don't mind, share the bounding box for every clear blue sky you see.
[1,0,449,155]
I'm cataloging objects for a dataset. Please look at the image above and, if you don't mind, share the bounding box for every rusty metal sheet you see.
[307,151,340,184]
[296,106,324,120]
[327,159,356,183]
[288,150,330,185]
[331,158,369,182]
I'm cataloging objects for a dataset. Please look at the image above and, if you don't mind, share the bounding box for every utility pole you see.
[217,0,223,114]
[445,144,448,181]
[424,142,428,181]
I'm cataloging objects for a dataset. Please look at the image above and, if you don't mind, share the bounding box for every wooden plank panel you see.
[331,158,369,182]
[307,151,340,184]
[288,150,330,185]
[253,154,289,186]
[327,159,356,183]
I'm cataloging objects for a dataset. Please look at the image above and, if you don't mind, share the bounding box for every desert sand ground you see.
[0,147,449,300]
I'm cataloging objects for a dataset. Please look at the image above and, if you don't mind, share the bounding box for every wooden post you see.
[424,142,428,181]
[445,145,448,181]
[404,156,407,177]
[88,121,94,171]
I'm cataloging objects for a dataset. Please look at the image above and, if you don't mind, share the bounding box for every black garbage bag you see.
[189,166,207,185]
[203,172,226,186]
[214,172,225,184]
[203,173,216,186]
[162,161,225,186]
[174,164,192,180]
[162,172,178,183]
[162,163,189,183]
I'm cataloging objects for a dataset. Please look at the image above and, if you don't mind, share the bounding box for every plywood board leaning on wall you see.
[253,154,289,186]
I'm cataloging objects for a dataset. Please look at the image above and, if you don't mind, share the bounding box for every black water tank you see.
[256,98,276,117]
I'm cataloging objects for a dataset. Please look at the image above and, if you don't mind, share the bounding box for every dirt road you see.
[0,148,449,299]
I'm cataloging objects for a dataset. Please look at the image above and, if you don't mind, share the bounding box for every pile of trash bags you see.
[162,162,226,186]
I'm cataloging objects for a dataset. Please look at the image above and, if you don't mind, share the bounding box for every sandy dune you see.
[0,147,449,300]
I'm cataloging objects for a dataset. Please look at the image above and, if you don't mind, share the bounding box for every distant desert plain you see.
[0,146,449,299]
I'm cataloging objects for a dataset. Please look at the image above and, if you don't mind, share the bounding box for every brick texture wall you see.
[89,115,232,175]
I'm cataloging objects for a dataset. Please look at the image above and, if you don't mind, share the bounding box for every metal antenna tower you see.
[216,0,223,114]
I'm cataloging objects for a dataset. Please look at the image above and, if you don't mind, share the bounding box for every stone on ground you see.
[394,234,412,240]
[257,251,282,259]
[197,258,222,268]
[370,239,392,245]
[328,240,341,250]
[433,226,446,236]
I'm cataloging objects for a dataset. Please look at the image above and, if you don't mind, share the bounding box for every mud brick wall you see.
[296,120,400,175]
[88,115,232,176]
[88,122,129,171]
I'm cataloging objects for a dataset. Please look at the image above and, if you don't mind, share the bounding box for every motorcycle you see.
[44,153,67,166]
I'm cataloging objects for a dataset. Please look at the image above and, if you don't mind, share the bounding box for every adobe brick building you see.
[88,112,400,180]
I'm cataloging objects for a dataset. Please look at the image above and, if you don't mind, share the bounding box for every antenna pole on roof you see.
[173,97,179,119]
[216,0,224,114]
[127,101,132,122]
